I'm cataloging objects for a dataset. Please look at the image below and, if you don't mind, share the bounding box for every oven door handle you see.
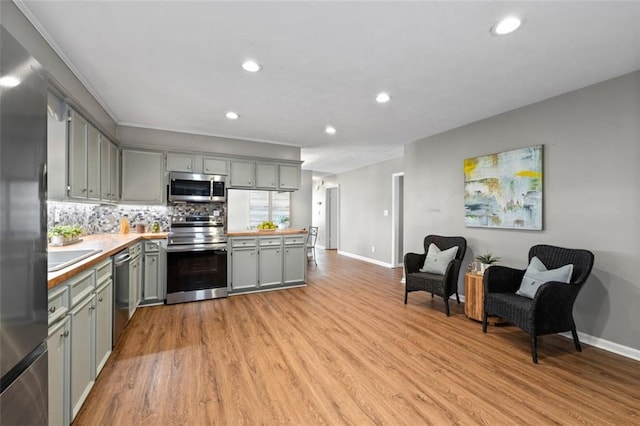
[167,244,227,253]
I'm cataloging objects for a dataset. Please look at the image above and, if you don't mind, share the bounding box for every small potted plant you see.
[277,216,290,230]
[48,225,83,246]
[475,253,501,274]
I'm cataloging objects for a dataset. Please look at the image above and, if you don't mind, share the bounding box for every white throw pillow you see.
[515,256,574,299]
[420,243,458,275]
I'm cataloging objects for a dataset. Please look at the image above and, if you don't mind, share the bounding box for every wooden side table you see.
[464,272,505,325]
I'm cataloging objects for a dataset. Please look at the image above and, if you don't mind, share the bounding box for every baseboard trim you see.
[338,251,393,268]
[559,331,640,361]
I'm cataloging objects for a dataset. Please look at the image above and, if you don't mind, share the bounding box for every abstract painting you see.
[464,145,543,230]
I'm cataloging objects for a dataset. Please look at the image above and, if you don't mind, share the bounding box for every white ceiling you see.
[17,1,640,176]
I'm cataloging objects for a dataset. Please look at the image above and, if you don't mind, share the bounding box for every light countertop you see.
[227,229,308,237]
[48,232,168,289]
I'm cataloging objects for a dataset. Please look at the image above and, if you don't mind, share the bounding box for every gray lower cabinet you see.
[259,246,283,287]
[47,316,70,426]
[128,242,143,317]
[284,236,306,284]
[142,239,167,304]
[229,234,306,294]
[231,247,258,290]
[48,257,114,424]
[94,279,113,377]
[69,293,95,420]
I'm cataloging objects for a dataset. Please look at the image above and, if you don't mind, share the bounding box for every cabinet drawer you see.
[232,237,257,248]
[130,242,143,258]
[95,258,112,285]
[68,269,95,307]
[48,285,69,325]
[284,235,306,245]
[144,240,160,253]
[259,236,282,247]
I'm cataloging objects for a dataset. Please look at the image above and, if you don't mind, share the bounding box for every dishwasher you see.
[113,248,131,346]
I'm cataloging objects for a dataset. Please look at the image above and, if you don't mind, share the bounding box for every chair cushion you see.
[420,243,458,275]
[515,256,573,299]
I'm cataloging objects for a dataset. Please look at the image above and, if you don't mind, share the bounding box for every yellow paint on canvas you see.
[515,170,542,179]
[464,158,478,176]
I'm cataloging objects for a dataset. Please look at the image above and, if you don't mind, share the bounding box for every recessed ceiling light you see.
[0,76,20,88]
[242,60,262,72]
[325,126,336,135]
[376,92,391,103]
[225,111,239,120]
[491,16,522,36]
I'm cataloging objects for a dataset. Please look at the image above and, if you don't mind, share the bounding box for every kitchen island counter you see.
[48,233,169,289]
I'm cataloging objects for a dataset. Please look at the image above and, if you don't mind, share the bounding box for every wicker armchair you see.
[404,235,467,316]
[482,244,595,363]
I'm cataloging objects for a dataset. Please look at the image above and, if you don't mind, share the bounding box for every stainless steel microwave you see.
[168,172,226,203]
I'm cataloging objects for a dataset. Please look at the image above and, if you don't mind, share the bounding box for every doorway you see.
[325,186,338,249]
[391,173,404,267]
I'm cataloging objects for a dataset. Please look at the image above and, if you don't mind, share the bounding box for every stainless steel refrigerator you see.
[0,25,49,424]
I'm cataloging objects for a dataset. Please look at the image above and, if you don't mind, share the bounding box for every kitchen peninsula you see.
[228,229,308,294]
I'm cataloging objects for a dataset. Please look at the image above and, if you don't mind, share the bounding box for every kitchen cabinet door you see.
[94,280,113,378]
[203,157,229,175]
[166,153,197,173]
[48,316,70,426]
[68,110,88,199]
[256,163,278,189]
[129,255,142,318]
[121,149,164,204]
[69,294,95,421]
[142,239,166,305]
[284,245,305,284]
[229,160,255,188]
[100,137,111,201]
[231,247,258,290]
[259,246,282,287]
[87,125,101,200]
[109,142,120,202]
[278,164,300,190]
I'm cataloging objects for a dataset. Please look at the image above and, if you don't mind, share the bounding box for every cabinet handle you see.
[82,188,87,193]
[89,305,95,310]
[60,330,69,338]
[49,306,56,313]
[187,165,191,170]
[98,296,103,302]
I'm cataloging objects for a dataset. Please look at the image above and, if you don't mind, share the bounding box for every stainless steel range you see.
[166,211,228,304]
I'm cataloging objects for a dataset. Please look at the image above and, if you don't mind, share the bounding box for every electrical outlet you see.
[371,245,376,253]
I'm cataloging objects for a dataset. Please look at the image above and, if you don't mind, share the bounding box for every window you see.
[249,191,290,226]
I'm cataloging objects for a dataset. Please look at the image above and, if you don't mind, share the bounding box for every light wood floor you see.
[74,250,640,425]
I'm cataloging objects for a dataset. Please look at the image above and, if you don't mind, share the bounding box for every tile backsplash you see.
[47,202,219,235]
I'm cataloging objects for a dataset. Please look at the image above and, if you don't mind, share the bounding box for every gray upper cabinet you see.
[109,142,120,202]
[229,160,255,188]
[203,157,229,175]
[68,110,88,199]
[256,163,278,189]
[100,138,119,203]
[87,125,101,201]
[166,152,198,173]
[278,164,299,190]
[121,149,164,204]
[68,110,101,201]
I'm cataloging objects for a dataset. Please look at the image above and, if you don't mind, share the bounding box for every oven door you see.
[166,245,228,304]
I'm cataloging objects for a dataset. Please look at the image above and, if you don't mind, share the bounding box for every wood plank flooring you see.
[74,250,640,425]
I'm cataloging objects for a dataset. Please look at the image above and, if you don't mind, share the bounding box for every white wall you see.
[331,158,404,264]
[3,1,117,139]
[404,71,640,351]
